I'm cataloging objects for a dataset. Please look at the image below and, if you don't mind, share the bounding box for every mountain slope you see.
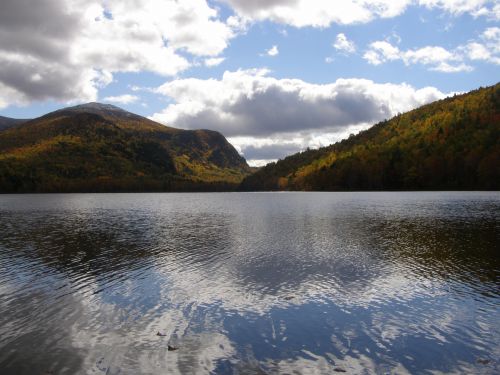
[0,103,249,192]
[241,84,500,191]
[0,116,30,131]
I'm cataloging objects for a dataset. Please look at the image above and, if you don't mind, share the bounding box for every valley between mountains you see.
[0,84,498,192]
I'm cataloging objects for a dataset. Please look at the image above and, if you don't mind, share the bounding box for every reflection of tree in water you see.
[0,209,233,279]
[374,217,499,288]
[0,267,87,375]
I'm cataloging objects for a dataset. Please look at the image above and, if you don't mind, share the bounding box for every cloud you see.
[0,0,238,108]
[152,70,446,137]
[482,26,500,40]
[333,33,356,54]
[228,123,384,165]
[364,27,500,72]
[220,0,411,27]
[219,0,498,28]
[462,27,500,64]
[204,57,226,67]
[151,69,447,164]
[363,41,400,65]
[266,45,280,56]
[239,143,303,160]
[419,0,499,19]
[0,0,495,111]
[364,41,474,72]
[0,0,101,107]
[102,94,140,104]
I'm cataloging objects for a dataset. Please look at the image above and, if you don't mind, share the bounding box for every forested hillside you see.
[241,84,499,191]
[0,103,250,192]
[0,116,29,132]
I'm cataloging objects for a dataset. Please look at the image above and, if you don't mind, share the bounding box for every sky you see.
[0,0,499,166]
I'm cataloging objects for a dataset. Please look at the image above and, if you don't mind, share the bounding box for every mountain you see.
[0,116,30,131]
[0,103,249,192]
[241,84,500,191]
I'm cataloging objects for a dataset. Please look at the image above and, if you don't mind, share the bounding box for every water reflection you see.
[0,192,498,374]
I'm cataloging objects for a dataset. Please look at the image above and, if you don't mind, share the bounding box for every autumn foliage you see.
[241,84,499,191]
[0,103,250,192]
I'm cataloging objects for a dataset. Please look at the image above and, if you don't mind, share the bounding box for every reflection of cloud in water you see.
[154,253,444,314]
[258,351,412,374]
[265,354,483,375]
[54,273,237,374]
[71,326,235,374]
[146,209,450,315]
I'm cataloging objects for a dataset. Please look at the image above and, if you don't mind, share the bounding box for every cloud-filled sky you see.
[0,0,498,165]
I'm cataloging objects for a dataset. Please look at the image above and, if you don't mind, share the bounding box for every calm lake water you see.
[0,192,498,375]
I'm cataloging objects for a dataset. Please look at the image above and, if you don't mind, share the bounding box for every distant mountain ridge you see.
[0,116,30,131]
[0,103,250,192]
[240,84,500,191]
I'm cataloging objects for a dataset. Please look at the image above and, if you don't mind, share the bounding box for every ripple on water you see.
[0,192,499,374]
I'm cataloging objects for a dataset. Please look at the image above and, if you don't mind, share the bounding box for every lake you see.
[0,192,498,374]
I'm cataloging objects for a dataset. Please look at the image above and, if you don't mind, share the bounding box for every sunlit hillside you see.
[241,84,500,191]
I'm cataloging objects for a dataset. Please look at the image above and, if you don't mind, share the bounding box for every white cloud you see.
[364,27,500,71]
[491,3,500,20]
[364,41,474,72]
[0,0,239,108]
[266,45,280,56]
[151,69,447,164]
[204,57,226,67]
[363,41,401,64]
[419,0,499,19]
[220,0,498,28]
[464,43,491,61]
[229,126,371,166]
[102,94,140,104]
[87,0,236,58]
[462,27,500,64]
[482,26,500,41]
[221,0,412,27]
[333,33,356,54]
[0,83,29,110]
[432,62,474,73]
[404,46,458,65]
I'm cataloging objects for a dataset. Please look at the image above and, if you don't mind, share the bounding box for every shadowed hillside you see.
[0,116,30,132]
[0,103,250,192]
[241,84,499,191]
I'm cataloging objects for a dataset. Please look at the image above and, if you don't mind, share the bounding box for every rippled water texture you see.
[0,192,499,374]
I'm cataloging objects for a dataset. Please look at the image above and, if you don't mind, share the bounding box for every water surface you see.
[0,192,499,374]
